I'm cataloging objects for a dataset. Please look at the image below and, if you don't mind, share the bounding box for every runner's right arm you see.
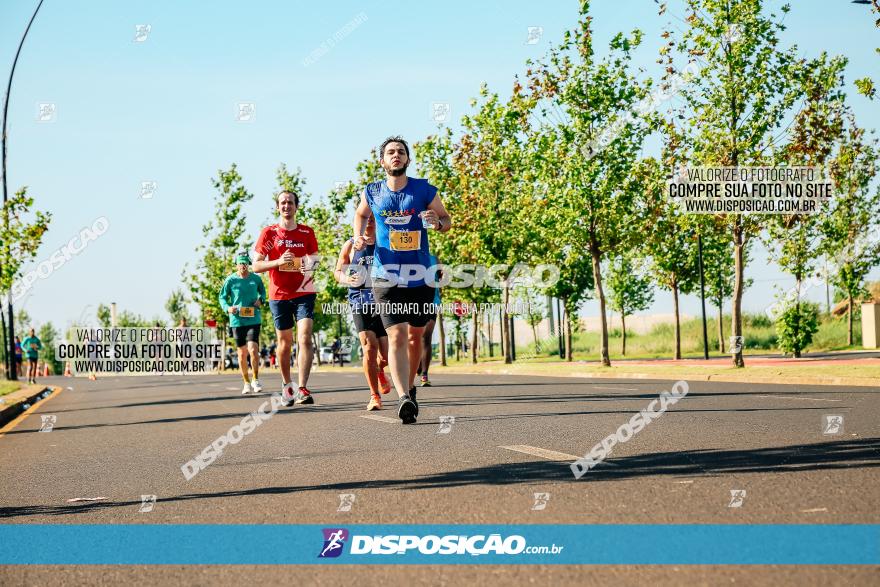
[352,193,371,250]
[218,276,238,314]
[252,227,292,273]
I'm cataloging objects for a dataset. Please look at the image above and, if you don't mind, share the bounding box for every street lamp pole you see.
[2,0,45,380]
[697,233,710,360]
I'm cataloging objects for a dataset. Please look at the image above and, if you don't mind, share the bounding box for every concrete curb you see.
[436,366,880,388]
[0,385,59,428]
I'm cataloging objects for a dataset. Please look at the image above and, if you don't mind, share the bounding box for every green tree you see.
[641,158,701,359]
[38,322,62,375]
[665,0,819,367]
[96,304,111,328]
[165,289,192,325]
[526,0,654,366]
[854,0,879,100]
[823,115,880,345]
[418,86,539,364]
[775,300,819,357]
[606,254,654,356]
[701,225,742,352]
[14,308,32,338]
[186,164,254,338]
[1,187,51,297]
[765,51,847,352]
[1,187,50,378]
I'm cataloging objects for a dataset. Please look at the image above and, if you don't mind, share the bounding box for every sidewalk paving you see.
[433,353,880,388]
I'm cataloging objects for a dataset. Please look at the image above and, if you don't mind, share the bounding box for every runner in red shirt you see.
[253,190,319,406]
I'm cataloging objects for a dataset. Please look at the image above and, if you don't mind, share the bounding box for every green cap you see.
[235,251,251,265]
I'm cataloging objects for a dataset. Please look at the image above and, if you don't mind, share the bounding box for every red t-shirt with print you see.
[254,223,319,300]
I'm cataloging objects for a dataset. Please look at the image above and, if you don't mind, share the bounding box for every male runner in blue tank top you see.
[353,136,452,424]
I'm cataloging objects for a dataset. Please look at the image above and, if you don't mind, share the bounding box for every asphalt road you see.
[0,370,877,585]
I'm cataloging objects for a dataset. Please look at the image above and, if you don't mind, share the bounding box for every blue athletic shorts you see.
[269,294,316,331]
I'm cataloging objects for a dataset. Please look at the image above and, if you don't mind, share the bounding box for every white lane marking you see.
[676,480,695,484]
[359,414,399,424]
[499,445,580,462]
[754,394,842,402]
[801,508,828,513]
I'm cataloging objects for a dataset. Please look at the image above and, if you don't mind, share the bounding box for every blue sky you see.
[1,0,878,330]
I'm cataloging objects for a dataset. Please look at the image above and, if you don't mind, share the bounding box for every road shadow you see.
[1,438,876,519]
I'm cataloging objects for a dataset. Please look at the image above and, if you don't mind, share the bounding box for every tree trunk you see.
[621,312,627,356]
[531,321,539,354]
[312,332,321,366]
[794,278,802,358]
[847,294,854,346]
[503,286,512,364]
[589,237,611,366]
[717,298,725,353]
[438,312,447,366]
[471,309,478,364]
[731,218,746,368]
[487,311,494,358]
[672,278,681,360]
[509,315,516,361]
[499,304,506,359]
[563,297,573,362]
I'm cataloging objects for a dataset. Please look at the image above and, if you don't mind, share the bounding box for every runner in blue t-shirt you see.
[353,136,452,424]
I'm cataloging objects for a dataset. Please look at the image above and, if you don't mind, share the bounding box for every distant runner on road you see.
[219,251,267,395]
[21,328,42,385]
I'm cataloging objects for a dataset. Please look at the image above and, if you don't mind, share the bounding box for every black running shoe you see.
[398,396,417,424]
[409,387,419,417]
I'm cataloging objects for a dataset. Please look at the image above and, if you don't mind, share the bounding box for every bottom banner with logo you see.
[0,525,876,564]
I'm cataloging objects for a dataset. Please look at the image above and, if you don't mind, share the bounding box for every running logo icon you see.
[337,493,356,512]
[437,415,455,434]
[532,492,550,511]
[729,335,744,355]
[139,494,157,513]
[822,415,844,435]
[728,489,746,508]
[133,24,151,42]
[318,528,349,558]
[39,415,56,433]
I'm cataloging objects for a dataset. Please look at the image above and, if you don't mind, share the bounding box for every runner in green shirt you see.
[21,328,43,384]
[219,252,267,394]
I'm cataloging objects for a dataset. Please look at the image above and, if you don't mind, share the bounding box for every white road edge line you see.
[499,445,580,462]
[359,414,399,424]
[754,394,842,402]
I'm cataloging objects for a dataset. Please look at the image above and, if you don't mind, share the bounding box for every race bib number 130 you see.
[389,230,420,252]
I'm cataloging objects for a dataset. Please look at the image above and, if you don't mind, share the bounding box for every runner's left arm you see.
[425,194,452,233]
[333,240,355,284]
[255,275,266,307]
[302,229,320,273]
